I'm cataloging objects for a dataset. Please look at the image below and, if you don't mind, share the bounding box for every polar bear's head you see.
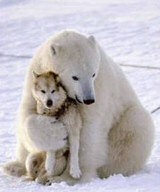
[35,31,100,105]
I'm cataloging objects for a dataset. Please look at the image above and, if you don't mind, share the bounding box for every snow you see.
[0,0,160,191]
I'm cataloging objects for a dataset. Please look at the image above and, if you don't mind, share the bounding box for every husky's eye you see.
[92,73,95,78]
[41,90,46,94]
[72,76,79,81]
[51,90,55,93]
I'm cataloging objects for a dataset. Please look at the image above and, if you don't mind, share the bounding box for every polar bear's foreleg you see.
[46,119,104,185]
[98,106,154,177]
[26,114,68,151]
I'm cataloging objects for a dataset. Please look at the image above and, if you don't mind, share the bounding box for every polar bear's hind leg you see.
[98,106,154,177]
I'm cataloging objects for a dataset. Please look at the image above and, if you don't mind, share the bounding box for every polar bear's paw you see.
[70,165,82,179]
[3,161,26,177]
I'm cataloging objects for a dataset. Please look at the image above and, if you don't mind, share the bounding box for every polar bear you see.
[3,30,154,184]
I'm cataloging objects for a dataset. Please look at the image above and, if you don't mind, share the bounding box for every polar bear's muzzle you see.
[75,95,95,105]
[81,81,95,105]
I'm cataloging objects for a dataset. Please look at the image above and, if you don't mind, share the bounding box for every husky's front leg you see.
[45,151,55,177]
[65,108,82,179]
[69,133,82,179]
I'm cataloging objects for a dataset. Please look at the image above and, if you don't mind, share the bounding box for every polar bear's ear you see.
[51,44,61,56]
[54,73,61,83]
[33,71,40,79]
[88,35,96,45]
[52,72,60,82]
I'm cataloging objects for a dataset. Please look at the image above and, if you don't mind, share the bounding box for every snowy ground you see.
[0,0,160,191]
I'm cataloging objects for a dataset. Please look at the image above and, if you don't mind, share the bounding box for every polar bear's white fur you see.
[3,30,154,184]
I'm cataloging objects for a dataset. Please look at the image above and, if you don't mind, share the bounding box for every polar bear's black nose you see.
[47,99,53,107]
[83,99,95,105]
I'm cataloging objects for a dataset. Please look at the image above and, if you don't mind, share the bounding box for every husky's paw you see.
[3,161,26,177]
[70,166,82,179]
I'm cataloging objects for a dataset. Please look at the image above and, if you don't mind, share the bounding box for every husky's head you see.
[32,71,67,110]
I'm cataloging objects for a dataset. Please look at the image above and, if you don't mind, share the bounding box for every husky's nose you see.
[83,99,95,105]
[46,99,53,107]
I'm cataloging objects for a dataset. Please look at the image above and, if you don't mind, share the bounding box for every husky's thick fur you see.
[30,71,82,180]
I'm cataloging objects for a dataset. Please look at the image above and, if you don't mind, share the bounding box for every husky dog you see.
[29,71,82,180]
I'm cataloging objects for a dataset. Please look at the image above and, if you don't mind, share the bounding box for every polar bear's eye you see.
[41,90,46,94]
[92,73,95,78]
[72,76,79,81]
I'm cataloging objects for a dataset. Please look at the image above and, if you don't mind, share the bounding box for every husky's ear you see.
[51,43,61,56]
[33,71,40,79]
[88,35,96,45]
